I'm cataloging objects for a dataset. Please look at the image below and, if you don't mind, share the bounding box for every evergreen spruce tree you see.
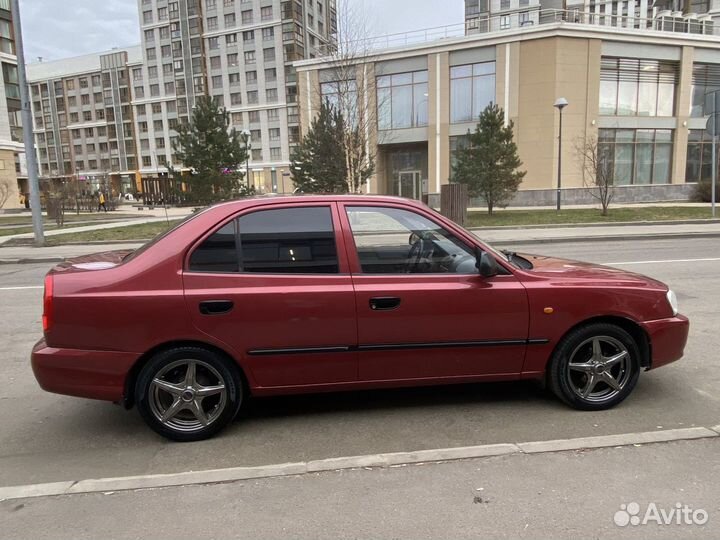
[171,96,252,203]
[291,102,348,193]
[452,104,526,215]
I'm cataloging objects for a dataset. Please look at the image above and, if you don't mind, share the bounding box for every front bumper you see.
[31,339,140,402]
[640,314,690,370]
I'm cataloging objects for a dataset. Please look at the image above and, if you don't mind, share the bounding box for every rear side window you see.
[239,207,339,274]
[188,206,339,274]
[188,221,239,272]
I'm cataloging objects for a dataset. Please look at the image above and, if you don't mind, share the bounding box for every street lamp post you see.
[240,129,251,189]
[11,0,44,245]
[554,97,569,212]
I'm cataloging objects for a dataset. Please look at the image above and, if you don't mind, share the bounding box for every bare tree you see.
[313,0,382,193]
[575,135,615,216]
[0,178,11,209]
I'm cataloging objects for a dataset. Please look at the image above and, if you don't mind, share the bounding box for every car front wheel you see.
[548,323,641,410]
[135,347,242,441]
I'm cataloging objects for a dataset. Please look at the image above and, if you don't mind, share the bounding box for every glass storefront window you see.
[376,70,428,131]
[450,61,495,124]
[686,129,719,183]
[599,129,674,185]
[690,63,720,118]
[600,57,677,117]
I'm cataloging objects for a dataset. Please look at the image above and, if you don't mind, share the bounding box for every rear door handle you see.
[199,300,234,315]
[369,297,401,311]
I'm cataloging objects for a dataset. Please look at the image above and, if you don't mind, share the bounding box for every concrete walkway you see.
[2,219,720,264]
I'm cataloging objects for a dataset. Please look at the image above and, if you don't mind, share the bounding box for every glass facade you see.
[690,63,720,118]
[686,130,719,183]
[383,144,429,200]
[598,129,673,185]
[377,71,428,130]
[321,79,357,126]
[599,58,677,117]
[450,61,495,123]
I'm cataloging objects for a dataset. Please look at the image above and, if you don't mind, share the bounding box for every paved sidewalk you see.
[1,437,717,539]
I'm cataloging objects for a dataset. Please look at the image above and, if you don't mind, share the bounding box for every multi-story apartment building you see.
[296,9,720,205]
[0,0,23,210]
[16,0,336,204]
[26,47,142,198]
[464,0,720,35]
[136,0,337,195]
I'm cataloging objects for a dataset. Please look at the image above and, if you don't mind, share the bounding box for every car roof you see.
[211,194,426,209]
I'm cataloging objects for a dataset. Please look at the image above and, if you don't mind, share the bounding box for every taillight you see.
[42,274,53,333]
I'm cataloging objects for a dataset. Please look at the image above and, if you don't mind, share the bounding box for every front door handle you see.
[199,300,234,315]
[369,297,401,311]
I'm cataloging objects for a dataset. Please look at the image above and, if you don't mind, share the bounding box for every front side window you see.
[346,206,477,274]
[188,207,339,274]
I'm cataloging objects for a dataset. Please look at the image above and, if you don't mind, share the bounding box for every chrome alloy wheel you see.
[148,359,228,433]
[566,336,632,403]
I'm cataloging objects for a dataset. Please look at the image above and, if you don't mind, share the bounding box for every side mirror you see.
[475,248,499,278]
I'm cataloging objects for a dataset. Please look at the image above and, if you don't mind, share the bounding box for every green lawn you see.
[42,220,182,245]
[466,206,716,228]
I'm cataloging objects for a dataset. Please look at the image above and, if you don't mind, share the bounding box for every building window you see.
[208,37,219,50]
[227,53,239,67]
[600,57,678,117]
[262,27,274,41]
[377,70,428,130]
[598,129,673,185]
[500,15,510,29]
[226,33,238,45]
[241,10,253,24]
[244,50,256,64]
[210,56,221,70]
[159,26,170,39]
[146,47,157,60]
[321,80,357,124]
[261,6,273,20]
[265,68,277,81]
[143,10,153,24]
[252,148,263,161]
[266,88,278,102]
[247,90,258,104]
[158,7,168,20]
[690,63,720,118]
[270,147,282,159]
[212,75,223,88]
[243,30,254,42]
[229,73,241,86]
[249,110,260,123]
[148,65,158,78]
[230,92,242,105]
[225,13,236,27]
[207,16,218,30]
[450,62,495,124]
[246,70,257,84]
[267,108,280,121]
[264,47,276,62]
[686,129,719,183]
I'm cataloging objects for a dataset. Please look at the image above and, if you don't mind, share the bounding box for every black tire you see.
[548,323,641,411]
[135,347,242,442]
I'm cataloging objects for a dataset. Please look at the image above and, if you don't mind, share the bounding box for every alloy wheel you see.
[566,335,632,403]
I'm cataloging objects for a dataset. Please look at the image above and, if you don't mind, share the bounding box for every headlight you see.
[666,290,678,316]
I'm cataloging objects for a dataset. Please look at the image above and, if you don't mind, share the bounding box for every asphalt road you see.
[0,237,719,488]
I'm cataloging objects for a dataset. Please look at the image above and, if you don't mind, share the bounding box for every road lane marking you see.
[0,286,43,291]
[0,426,716,502]
[606,257,720,266]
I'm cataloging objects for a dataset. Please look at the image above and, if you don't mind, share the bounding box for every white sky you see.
[20,0,465,62]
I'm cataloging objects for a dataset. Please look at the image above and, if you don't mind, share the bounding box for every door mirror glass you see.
[476,249,499,278]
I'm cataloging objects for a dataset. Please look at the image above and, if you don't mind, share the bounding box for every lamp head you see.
[554,97,569,110]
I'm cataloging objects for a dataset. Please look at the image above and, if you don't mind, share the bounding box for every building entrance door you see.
[395,170,423,200]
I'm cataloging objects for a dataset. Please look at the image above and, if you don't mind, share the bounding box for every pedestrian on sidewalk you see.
[98,191,108,213]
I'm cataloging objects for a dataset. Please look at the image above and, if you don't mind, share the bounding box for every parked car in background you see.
[32,195,689,441]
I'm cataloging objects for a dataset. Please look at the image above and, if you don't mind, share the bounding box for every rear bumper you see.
[31,339,140,402]
[640,314,690,370]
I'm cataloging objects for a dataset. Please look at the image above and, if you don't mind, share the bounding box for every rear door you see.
[340,202,529,382]
[183,202,358,389]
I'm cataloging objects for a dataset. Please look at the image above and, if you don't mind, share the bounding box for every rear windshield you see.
[122,208,208,263]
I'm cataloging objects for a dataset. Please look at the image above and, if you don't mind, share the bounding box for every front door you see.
[183,203,358,389]
[396,171,422,200]
[340,202,529,382]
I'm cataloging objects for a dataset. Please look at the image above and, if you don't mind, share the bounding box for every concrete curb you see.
[469,218,720,232]
[0,427,716,502]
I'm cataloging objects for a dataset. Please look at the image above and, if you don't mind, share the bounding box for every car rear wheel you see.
[548,323,641,410]
[135,347,242,441]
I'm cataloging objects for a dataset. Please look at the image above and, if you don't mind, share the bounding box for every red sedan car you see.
[32,196,689,441]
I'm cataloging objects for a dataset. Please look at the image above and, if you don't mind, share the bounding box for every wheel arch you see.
[549,315,651,373]
[123,340,250,409]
